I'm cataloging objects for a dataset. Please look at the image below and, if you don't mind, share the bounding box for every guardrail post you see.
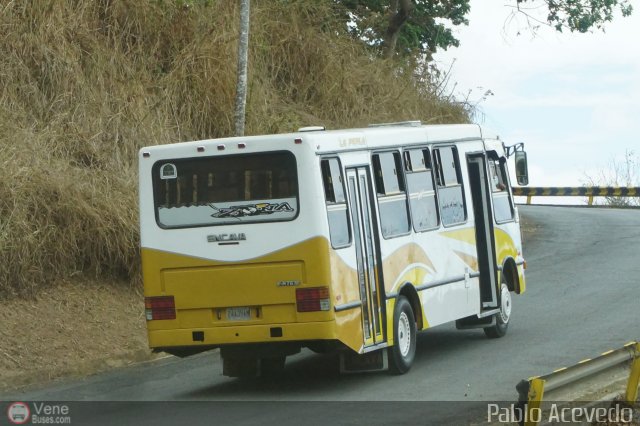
[625,342,640,404]
[525,378,545,426]
[516,379,530,425]
[527,195,532,205]
[588,195,594,206]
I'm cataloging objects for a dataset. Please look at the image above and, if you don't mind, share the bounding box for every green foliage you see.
[340,0,470,57]
[339,0,632,58]
[519,0,634,33]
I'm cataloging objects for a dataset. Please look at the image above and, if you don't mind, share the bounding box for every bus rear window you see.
[152,151,298,228]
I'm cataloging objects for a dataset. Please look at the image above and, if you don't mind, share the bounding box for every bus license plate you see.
[227,307,251,321]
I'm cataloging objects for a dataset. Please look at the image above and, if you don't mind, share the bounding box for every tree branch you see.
[383,0,414,58]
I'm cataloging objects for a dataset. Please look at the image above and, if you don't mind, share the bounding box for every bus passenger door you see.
[467,154,498,311]
[346,167,384,347]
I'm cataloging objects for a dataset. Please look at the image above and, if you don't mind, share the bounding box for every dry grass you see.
[0,0,468,297]
[0,278,152,391]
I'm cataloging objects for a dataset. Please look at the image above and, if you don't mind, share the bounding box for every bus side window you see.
[405,148,439,232]
[321,158,351,248]
[490,155,515,223]
[433,146,466,226]
[372,151,410,238]
[489,162,502,191]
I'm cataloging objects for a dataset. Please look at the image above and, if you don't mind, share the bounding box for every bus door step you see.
[477,308,501,318]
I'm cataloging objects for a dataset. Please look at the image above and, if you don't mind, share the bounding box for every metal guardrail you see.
[516,341,640,426]
[512,186,640,206]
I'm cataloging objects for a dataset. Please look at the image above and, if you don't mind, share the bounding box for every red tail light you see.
[145,296,176,320]
[296,287,330,312]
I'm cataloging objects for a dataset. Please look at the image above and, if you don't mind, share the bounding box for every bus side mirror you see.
[514,151,529,186]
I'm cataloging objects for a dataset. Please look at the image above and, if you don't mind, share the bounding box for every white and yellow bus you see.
[139,121,529,376]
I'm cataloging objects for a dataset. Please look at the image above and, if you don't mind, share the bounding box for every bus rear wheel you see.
[388,296,416,374]
[484,282,511,338]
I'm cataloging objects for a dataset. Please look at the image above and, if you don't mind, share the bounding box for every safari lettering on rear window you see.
[152,151,298,228]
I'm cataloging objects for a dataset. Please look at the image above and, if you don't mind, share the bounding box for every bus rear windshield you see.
[152,151,298,228]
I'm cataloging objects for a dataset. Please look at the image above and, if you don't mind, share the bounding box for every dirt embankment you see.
[0,279,153,392]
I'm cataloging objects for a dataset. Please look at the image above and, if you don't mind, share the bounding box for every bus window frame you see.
[151,150,300,230]
[433,145,468,228]
[403,146,441,233]
[321,156,352,249]
[371,149,412,239]
[487,153,516,225]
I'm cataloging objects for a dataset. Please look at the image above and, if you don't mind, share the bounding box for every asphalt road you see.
[3,206,639,425]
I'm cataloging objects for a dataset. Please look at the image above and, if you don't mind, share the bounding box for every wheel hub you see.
[398,312,411,357]
[500,285,512,323]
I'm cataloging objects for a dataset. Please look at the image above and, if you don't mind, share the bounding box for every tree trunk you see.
[383,0,414,58]
[234,0,250,136]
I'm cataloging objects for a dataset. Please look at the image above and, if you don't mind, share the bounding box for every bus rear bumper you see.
[147,321,337,349]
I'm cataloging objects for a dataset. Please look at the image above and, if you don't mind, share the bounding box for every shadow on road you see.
[180,325,488,400]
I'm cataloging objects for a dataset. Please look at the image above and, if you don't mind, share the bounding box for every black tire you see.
[388,296,416,374]
[484,282,511,338]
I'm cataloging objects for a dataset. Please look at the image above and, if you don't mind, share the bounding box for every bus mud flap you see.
[455,313,495,330]
[340,349,388,373]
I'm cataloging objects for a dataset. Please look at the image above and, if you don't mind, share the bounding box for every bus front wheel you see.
[388,296,416,374]
[484,282,511,338]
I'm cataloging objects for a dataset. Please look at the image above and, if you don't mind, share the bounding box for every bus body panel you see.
[139,122,526,367]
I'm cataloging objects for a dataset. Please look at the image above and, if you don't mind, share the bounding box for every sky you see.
[433,1,640,191]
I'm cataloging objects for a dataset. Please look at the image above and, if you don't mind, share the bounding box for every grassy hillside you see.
[0,0,468,297]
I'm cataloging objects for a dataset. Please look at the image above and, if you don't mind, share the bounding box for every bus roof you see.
[305,123,497,153]
[140,122,501,157]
